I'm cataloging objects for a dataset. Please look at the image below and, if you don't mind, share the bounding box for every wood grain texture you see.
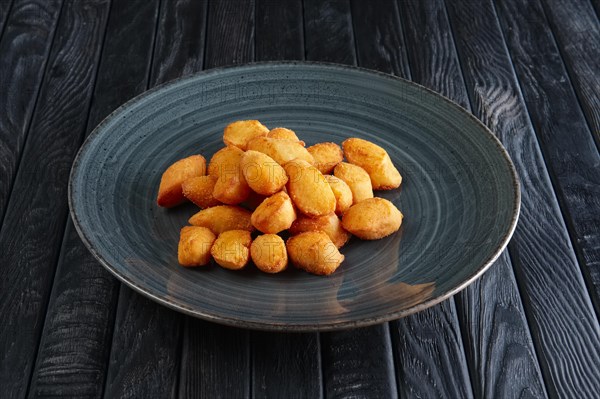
[103,1,211,398]
[179,320,249,399]
[176,2,252,398]
[204,0,254,69]
[304,0,356,65]
[0,0,14,38]
[252,3,322,398]
[495,0,600,327]
[0,0,110,397]
[304,2,397,397]
[399,1,547,397]
[540,0,600,147]
[28,224,119,398]
[351,1,475,397]
[0,0,62,224]
[445,0,600,396]
[256,0,304,61]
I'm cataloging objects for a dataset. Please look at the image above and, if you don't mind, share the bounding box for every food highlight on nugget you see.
[157,120,404,276]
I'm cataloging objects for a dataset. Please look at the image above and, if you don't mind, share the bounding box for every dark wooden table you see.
[1,0,599,397]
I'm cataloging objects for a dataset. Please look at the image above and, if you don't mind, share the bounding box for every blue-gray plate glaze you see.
[69,62,520,331]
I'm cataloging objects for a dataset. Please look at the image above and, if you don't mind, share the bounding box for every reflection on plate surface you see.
[70,63,519,330]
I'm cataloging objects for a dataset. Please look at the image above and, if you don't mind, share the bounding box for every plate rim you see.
[68,61,521,331]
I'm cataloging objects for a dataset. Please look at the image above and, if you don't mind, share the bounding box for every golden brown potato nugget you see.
[241,150,288,195]
[157,155,206,208]
[182,176,220,208]
[267,127,305,146]
[342,137,402,189]
[342,197,403,240]
[208,146,244,179]
[211,230,252,270]
[213,174,251,205]
[324,175,353,215]
[251,191,297,234]
[250,234,288,273]
[189,205,254,234]
[178,226,216,267]
[247,137,314,166]
[284,159,336,216]
[289,213,351,248]
[333,162,373,204]
[287,232,344,275]
[307,142,343,174]
[223,120,269,150]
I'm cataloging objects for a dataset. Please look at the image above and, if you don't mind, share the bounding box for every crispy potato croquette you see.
[223,120,269,150]
[287,232,344,275]
[247,137,314,166]
[342,197,403,239]
[342,138,402,189]
[267,127,305,146]
[251,191,297,234]
[333,162,373,204]
[250,234,288,273]
[178,226,216,266]
[157,155,206,207]
[307,142,343,174]
[182,176,220,208]
[241,150,288,195]
[211,230,252,270]
[189,205,254,234]
[323,175,353,215]
[208,146,244,179]
[289,213,351,248]
[284,159,336,216]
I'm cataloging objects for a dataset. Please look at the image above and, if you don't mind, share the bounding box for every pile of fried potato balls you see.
[157,120,403,276]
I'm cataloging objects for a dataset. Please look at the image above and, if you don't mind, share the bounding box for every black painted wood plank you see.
[0,0,110,397]
[203,0,254,69]
[0,0,14,38]
[28,0,174,398]
[541,0,600,147]
[251,3,322,398]
[351,1,475,397]
[103,1,210,398]
[304,1,397,398]
[445,0,600,396]
[399,1,547,397]
[256,0,304,61]
[304,0,356,65]
[177,2,252,398]
[496,0,600,329]
[0,0,62,224]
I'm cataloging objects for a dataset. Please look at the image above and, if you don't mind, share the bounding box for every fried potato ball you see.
[267,127,305,146]
[307,142,343,174]
[342,137,402,189]
[286,232,344,275]
[241,150,288,195]
[289,213,351,248]
[323,175,353,215]
[178,226,216,266]
[223,120,269,150]
[333,162,373,204]
[157,155,206,207]
[251,191,297,234]
[284,159,336,217]
[188,205,254,234]
[341,197,403,240]
[247,137,314,166]
[182,176,220,208]
[208,146,244,179]
[250,234,288,273]
[211,230,252,270]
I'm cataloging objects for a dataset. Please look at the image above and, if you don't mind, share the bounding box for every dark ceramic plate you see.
[69,62,520,331]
